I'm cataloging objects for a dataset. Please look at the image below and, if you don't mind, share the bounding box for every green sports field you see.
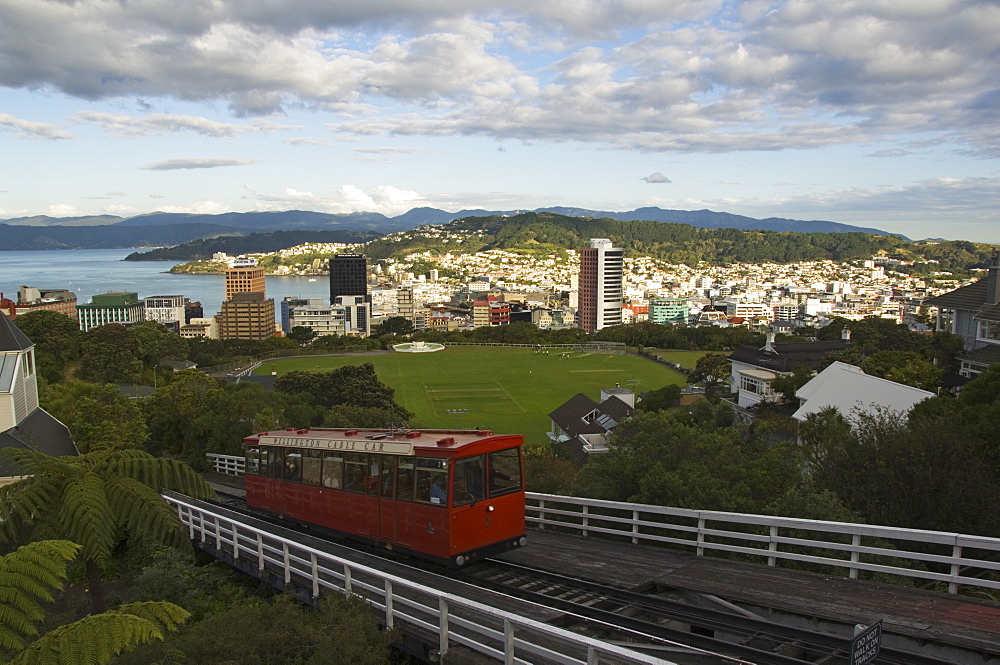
[256,346,685,445]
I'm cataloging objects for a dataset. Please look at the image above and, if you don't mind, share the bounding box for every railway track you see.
[458,559,957,665]
[203,486,961,665]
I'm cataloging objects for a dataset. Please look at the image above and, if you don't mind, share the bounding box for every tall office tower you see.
[216,292,276,341]
[330,254,370,335]
[225,261,266,300]
[577,238,623,333]
[397,286,415,323]
[329,254,369,304]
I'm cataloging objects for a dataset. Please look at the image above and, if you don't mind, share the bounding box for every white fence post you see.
[385,580,394,629]
[768,525,778,567]
[696,517,706,557]
[504,619,515,665]
[950,543,962,594]
[439,597,449,657]
[632,510,639,545]
[850,534,861,579]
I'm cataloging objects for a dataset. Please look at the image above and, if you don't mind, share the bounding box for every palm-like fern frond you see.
[105,476,188,548]
[0,541,81,650]
[9,601,189,665]
[56,472,117,566]
[99,450,213,497]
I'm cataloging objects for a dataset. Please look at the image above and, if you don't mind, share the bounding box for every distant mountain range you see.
[0,207,903,251]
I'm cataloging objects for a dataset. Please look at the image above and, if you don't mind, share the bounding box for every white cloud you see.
[48,204,77,216]
[74,111,295,138]
[246,183,423,215]
[0,0,998,158]
[0,113,74,140]
[642,172,671,183]
[140,157,258,170]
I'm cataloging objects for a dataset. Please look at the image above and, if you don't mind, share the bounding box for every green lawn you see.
[257,347,685,445]
[643,349,709,370]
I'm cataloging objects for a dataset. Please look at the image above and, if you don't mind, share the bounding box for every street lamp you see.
[445,408,468,430]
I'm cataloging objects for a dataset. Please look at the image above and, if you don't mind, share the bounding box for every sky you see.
[1,0,999,243]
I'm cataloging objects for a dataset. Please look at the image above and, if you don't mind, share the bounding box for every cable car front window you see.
[454,455,486,506]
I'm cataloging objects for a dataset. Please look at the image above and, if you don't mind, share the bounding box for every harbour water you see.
[0,248,332,319]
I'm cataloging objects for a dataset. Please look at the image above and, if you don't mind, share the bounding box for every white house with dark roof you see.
[792,362,934,424]
[924,252,1000,378]
[0,312,77,482]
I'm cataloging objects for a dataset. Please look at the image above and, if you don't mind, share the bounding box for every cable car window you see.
[266,447,282,478]
[415,457,448,506]
[301,450,323,486]
[321,452,343,489]
[284,449,302,483]
[380,456,394,498]
[245,446,261,475]
[366,455,381,496]
[489,448,522,497]
[396,457,415,502]
[453,455,486,507]
[344,453,367,493]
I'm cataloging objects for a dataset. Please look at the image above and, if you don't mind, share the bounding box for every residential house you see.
[548,389,634,464]
[792,361,934,424]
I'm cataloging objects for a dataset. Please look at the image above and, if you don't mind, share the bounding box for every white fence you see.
[164,493,673,665]
[205,454,1000,595]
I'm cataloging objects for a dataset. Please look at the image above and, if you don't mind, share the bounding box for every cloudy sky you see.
[1,0,999,242]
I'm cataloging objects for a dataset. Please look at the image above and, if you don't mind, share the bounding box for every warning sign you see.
[850,620,883,665]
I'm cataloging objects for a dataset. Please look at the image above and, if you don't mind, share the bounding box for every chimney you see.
[763,331,776,353]
[987,251,1000,305]
[842,327,851,342]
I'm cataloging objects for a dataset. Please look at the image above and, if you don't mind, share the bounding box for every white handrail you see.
[164,493,674,665]
[204,453,1000,594]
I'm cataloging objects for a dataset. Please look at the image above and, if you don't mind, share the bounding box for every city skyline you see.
[1,1,998,243]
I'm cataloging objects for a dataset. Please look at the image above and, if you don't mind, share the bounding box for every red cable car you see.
[242,428,528,566]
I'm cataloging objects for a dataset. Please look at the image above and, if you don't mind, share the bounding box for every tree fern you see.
[0,447,214,612]
[9,601,189,665]
[0,541,80,651]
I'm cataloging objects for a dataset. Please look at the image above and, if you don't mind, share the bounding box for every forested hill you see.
[365,212,909,265]
[124,230,382,261]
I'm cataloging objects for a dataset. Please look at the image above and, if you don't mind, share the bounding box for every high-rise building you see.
[215,292,276,341]
[577,238,623,333]
[76,291,145,331]
[225,261,266,300]
[397,286,415,323]
[330,254,370,335]
[329,254,369,303]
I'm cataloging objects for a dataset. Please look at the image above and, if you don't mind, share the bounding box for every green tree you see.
[0,448,213,612]
[275,364,412,421]
[41,381,148,453]
[128,321,188,367]
[575,410,802,513]
[0,540,189,665]
[637,384,681,412]
[770,364,814,402]
[79,324,143,384]
[689,353,731,401]
[9,311,80,383]
[372,316,415,337]
[144,370,225,461]
[116,593,393,665]
[287,325,318,346]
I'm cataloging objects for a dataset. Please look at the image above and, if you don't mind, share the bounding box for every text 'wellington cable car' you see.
[243,428,527,566]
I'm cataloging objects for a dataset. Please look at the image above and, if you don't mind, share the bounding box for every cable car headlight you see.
[487,504,495,512]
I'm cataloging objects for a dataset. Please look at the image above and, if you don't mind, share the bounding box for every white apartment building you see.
[144,295,186,325]
[291,300,347,337]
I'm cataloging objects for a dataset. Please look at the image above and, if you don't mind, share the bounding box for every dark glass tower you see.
[329,254,370,303]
